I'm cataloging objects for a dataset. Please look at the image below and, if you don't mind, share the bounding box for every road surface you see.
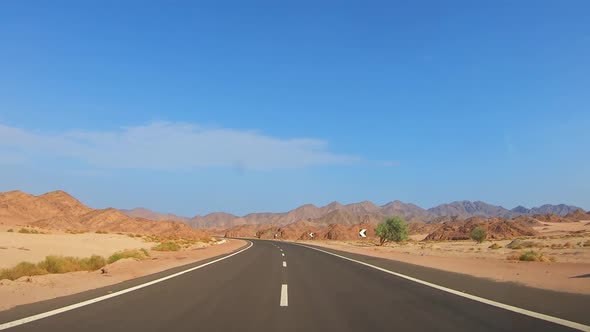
[1,239,589,331]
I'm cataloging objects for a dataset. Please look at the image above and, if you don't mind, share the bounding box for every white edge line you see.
[0,241,254,331]
[280,284,288,306]
[294,243,590,332]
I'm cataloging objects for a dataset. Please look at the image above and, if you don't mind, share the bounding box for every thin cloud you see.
[0,122,360,170]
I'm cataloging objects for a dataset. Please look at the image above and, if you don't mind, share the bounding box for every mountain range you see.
[0,190,209,239]
[123,200,585,229]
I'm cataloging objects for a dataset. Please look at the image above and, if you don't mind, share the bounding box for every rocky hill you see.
[169,200,585,229]
[0,190,209,240]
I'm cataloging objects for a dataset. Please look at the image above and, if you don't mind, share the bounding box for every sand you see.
[302,237,590,295]
[0,231,154,269]
[0,239,246,311]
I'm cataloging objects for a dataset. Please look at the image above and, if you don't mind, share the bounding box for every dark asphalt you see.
[1,239,588,332]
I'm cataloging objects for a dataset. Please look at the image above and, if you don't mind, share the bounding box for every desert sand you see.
[301,227,590,295]
[0,231,153,269]
[0,239,246,311]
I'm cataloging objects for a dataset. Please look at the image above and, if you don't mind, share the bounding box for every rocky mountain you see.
[427,201,510,219]
[121,199,585,230]
[122,208,189,223]
[528,204,582,216]
[422,217,538,241]
[0,190,209,240]
[380,200,435,222]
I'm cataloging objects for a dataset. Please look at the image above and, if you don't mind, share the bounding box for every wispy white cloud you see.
[0,122,360,170]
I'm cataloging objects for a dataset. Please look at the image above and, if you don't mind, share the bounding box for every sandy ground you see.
[298,223,590,295]
[299,240,590,294]
[0,239,246,311]
[0,231,154,269]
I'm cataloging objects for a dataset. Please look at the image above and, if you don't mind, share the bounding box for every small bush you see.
[506,239,538,250]
[18,228,40,234]
[7,229,14,232]
[0,255,107,281]
[107,249,149,264]
[0,262,48,280]
[375,216,409,245]
[583,240,590,247]
[38,255,106,273]
[152,241,181,251]
[95,230,108,234]
[507,250,555,262]
[140,248,150,257]
[488,243,502,249]
[469,227,486,243]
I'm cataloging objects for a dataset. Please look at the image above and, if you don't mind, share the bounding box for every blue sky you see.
[1,1,589,216]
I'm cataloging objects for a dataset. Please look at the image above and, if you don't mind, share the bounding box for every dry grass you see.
[6,229,14,233]
[65,229,86,234]
[507,250,555,262]
[506,239,540,250]
[95,230,108,234]
[0,255,107,281]
[488,243,502,250]
[0,262,48,280]
[107,249,150,264]
[18,228,41,234]
[152,241,181,252]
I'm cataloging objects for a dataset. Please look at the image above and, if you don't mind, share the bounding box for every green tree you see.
[375,216,408,246]
[470,226,487,243]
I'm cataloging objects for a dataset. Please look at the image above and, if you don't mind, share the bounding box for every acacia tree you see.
[470,226,487,243]
[375,216,408,246]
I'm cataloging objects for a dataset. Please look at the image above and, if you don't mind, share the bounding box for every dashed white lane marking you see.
[0,241,254,331]
[280,284,288,307]
[283,261,287,267]
[295,243,590,332]
[281,253,285,257]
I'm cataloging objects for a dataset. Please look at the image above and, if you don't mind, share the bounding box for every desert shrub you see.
[0,262,48,280]
[0,255,107,281]
[38,255,106,273]
[584,240,590,247]
[140,248,150,256]
[469,227,486,243]
[488,243,502,249]
[95,230,108,234]
[18,228,40,234]
[375,216,408,246]
[152,241,181,251]
[107,249,150,264]
[506,239,538,249]
[7,229,14,232]
[507,250,555,262]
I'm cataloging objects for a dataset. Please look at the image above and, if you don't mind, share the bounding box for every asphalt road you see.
[1,239,589,332]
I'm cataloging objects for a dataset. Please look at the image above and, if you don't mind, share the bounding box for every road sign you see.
[309,232,314,238]
[359,229,367,238]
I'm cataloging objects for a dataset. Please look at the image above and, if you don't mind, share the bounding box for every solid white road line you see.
[0,241,254,331]
[280,284,288,307]
[283,261,287,267]
[295,243,590,332]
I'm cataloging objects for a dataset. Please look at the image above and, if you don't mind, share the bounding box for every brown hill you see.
[564,209,590,222]
[531,214,571,223]
[122,208,189,223]
[0,190,92,225]
[0,190,209,240]
[380,201,434,222]
[423,217,538,241]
